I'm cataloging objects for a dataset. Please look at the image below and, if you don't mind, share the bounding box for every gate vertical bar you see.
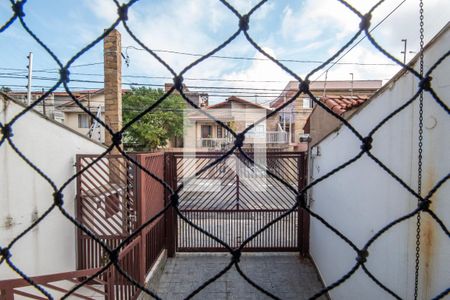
[75,154,83,270]
[165,152,177,257]
[298,152,309,256]
[134,153,146,283]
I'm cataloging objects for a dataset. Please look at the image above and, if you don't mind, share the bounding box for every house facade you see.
[55,89,106,143]
[270,80,382,149]
[185,96,288,151]
[8,89,107,143]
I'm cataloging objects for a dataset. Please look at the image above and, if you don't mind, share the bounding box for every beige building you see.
[185,96,288,151]
[270,80,382,149]
[55,89,106,143]
[8,89,107,143]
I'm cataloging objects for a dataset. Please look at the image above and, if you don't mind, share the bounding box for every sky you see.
[0,0,448,104]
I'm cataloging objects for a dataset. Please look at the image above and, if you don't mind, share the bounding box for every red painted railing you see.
[0,268,107,299]
[73,152,167,300]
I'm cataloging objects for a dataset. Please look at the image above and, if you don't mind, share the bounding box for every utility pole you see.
[26,52,33,105]
[323,70,328,97]
[288,105,292,144]
[349,72,354,97]
[41,88,46,116]
[283,94,286,132]
[401,39,407,64]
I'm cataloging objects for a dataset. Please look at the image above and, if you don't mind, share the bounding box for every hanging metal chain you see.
[414,0,425,299]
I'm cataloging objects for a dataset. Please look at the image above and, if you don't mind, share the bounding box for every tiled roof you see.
[321,95,369,115]
[207,96,272,111]
[270,80,382,108]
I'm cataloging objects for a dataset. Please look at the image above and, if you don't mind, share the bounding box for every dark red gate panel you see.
[173,151,306,252]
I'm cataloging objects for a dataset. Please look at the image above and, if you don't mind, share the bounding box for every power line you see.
[0,72,387,93]
[314,0,407,80]
[123,45,398,66]
[0,67,393,84]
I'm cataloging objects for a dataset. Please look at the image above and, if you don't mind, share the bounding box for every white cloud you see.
[220,48,292,104]
[281,0,449,81]
[81,0,449,98]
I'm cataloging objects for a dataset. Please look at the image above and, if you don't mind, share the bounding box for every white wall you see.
[309,28,449,299]
[0,99,105,280]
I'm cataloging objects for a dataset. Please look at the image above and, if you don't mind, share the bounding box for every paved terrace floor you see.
[153,253,327,300]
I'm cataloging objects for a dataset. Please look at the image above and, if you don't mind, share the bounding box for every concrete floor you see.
[154,253,327,300]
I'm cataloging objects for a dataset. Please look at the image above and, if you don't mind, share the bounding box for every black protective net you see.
[0,0,448,299]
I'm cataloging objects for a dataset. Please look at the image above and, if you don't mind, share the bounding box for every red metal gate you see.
[169,151,308,252]
[76,153,167,299]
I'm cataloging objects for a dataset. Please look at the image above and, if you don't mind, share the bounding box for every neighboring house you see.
[8,89,107,143]
[185,96,288,151]
[6,91,59,121]
[270,80,382,149]
[307,23,449,299]
[55,89,106,143]
[164,83,209,108]
[0,92,105,280]
[303,95,369,146]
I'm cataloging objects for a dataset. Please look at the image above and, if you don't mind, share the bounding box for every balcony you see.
[198,131,288,149]
[197,137,232,149]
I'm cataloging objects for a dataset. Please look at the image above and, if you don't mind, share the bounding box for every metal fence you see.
[173,151,307,252]
[0,1,448,300]
[75,153,166,299]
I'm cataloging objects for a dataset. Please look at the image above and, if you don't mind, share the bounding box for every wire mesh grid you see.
[0,0,449,299]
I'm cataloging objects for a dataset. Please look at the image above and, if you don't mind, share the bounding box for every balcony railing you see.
[197,137,232,149]
[246,131,288,144]
[198,131,288,148]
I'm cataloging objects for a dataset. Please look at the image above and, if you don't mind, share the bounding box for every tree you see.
[122,87,185,151]
[0,86,11,93]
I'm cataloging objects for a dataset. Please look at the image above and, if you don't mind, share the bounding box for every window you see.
[302,97,312,108]
[246,122,265,137]
[78,114,90,128]
[201,125,212,138]
[217,126,223,138]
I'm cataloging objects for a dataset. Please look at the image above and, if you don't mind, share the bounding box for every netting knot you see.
[298,80,310,94]
[109,249,119,263]
[59,68,70,83]
[361,136,373,152]
[239,14,250,31]
[356,249,369,264]
[234,133,245,148]
[419,76,432,92]
[232,250,241,263]
[12,0,26,18]
[170,193,179,207]
[173,75,184,91]
[53,192,64,207]
[112,132,122,146]
[418,199,431,211]
[359,13,371,31]
[118,4,128,21]
[1,124,13,138]
[0,247,11,259]
[296,193,307,208]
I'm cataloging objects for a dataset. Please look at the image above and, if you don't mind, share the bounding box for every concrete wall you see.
[0,99,105,279]
[308,106,357,147]
[64,110,105,143]
[308,28,449,299]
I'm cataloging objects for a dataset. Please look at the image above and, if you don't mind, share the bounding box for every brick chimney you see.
[104,29,122,149]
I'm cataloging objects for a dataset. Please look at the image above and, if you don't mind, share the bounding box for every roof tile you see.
[321,95,368,115]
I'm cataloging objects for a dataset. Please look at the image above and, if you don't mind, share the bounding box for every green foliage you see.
[0,86,11,93]
[122,87,185,151]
